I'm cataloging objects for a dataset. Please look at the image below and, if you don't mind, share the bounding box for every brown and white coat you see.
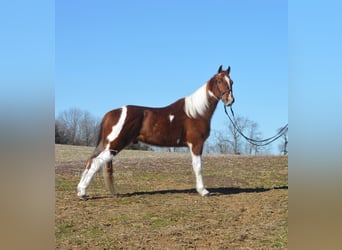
[77,65,234,199]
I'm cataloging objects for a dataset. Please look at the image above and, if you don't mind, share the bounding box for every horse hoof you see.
[79,195,88,201]
[204,192,211,197]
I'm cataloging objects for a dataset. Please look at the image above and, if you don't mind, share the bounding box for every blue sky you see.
[2,1,342,248]
[56,0,288,153]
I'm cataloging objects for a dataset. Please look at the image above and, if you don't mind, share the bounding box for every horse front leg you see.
[188,143,210,197]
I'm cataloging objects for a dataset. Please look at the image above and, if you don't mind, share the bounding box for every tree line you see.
[55,108,149,150]
[55,108,287,155]
[55,108,99,146]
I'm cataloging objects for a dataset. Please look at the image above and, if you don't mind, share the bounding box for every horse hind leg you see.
[77,106,142,199]
[77,146,113,200]
[102,160,115,196]
[77,158,91,195]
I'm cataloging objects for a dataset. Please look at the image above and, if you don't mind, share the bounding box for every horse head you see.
[211,65,235,106]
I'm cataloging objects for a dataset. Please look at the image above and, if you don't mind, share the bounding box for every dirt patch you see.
[56,144,288,249]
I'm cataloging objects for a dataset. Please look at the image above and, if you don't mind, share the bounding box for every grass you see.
[56,222,74,239]
[55,144,288,249]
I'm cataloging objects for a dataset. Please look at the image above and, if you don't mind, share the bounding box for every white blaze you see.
[224,75,231,89]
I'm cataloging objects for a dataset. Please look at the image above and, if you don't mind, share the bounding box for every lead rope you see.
[224,105,288,147]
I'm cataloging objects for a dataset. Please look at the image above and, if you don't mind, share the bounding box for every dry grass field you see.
[55,144,288,249]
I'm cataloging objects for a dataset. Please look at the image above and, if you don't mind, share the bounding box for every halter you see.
[218,88,231,98]
[211,77,232,101]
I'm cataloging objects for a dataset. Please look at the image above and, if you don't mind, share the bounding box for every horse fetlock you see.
[77,185,87,197]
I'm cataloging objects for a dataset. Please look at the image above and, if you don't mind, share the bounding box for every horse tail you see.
[102,160,115,196]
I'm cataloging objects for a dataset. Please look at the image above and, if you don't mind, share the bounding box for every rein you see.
[224,105,288,147]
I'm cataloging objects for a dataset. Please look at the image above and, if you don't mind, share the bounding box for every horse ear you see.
[218,65,223,73]
[227,66,231,75]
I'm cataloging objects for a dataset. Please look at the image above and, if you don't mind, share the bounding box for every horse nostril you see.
[227,96,234,106]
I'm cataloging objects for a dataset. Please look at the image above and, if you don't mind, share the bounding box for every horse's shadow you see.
[86,186,288,200]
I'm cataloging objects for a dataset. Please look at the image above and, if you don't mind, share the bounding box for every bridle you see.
[214,76,233,100]
[218,88,231,99]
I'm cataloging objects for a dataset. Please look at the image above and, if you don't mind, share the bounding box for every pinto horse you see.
[77,65,234,200]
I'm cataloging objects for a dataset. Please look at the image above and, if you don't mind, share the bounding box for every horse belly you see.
[154,132,185,147]
[138,128,185,147]
[137,113,185,147]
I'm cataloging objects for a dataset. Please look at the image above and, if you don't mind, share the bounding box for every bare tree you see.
[278,126,288,155]
[227,115,250,155]
[56,108,100,146]
[79,111,100,146]
[57,108,82,144]
[55,120,68,144]
[210,130,232,154]
[244,121,262,155]
[212,116,268,155]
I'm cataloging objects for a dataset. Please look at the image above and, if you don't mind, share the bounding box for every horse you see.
[77,65,234,200]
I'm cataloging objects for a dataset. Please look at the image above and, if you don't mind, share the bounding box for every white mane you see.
[184,83,209,118]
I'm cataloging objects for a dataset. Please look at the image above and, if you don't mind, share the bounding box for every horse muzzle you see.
[223,94,235,106]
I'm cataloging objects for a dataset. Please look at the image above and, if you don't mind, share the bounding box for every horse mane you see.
[184,83,210,118]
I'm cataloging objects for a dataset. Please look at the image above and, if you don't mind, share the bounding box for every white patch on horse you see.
[176,138,180,144]
[184,83,209,118]
[224,75,231,89]
[107,106,127,142]
[77,144,113,197]
[208,90,218,100]
[169,114,175,122]
[187,142,209,196]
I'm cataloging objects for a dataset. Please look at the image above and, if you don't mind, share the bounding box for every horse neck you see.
[205,91,219,119]
[204,78,222,119]
[184,81,220,120]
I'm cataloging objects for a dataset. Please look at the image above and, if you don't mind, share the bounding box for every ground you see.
[55,144,288,249]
